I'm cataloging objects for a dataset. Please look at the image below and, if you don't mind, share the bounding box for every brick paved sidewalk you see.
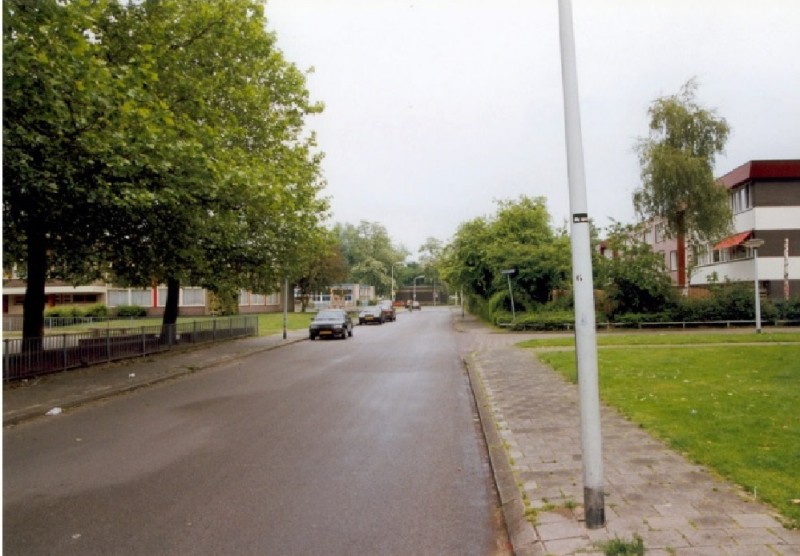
[456,311,800,556]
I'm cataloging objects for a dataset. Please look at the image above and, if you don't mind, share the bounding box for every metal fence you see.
[2,315,147,333]
[3,316,259,381]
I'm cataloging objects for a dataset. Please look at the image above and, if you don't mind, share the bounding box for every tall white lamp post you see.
[391,262,404,303]
[744,238,765,333]
[413,275,425,307]
[558,0,604,528]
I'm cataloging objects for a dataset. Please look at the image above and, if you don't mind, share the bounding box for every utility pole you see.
[283,276,289,340]
[557,0,605,529]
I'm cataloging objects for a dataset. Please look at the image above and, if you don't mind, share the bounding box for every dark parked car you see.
[309,309,354,340]
[377,300,396,322]
[358,305,384,325]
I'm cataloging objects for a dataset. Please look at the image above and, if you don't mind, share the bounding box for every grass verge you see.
[518,331,800,349]
[534,343,800,527]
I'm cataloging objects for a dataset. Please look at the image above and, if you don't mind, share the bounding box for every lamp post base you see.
[584,487,606,529]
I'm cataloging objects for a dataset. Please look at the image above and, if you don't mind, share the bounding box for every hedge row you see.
[489,295,800,331]
[43,304,148,318]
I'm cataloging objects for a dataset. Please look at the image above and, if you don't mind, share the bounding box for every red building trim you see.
[718,159,800,189]
[713,230,752,250]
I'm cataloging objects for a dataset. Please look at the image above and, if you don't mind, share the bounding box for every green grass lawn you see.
[256,312,316,336]
[6,312,317,338]
[534,342,800,527]
[518,331,800,349]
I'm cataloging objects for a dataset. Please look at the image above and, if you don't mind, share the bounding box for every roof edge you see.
[718,159,800,189]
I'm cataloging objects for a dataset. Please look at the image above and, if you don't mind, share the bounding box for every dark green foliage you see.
[674,282,777,322]
[4,0,327,341]
[612,312,673,325]
[599,223,678,319]
[507,311,577,331]
[115,305,148,318]
[776,298,800,320]
[441,196,571,323]
[44,304,109,318]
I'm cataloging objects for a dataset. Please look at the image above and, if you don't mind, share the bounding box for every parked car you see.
[412,301,421,311]
[358,305,384,325]
[377,300,396,322]
[309,309,353,340]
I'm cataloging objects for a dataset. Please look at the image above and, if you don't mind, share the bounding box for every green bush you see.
[776,298,800,320]
[613,311,673,325]
[82,304,109,317]
[510,310,575,331]
[492,310,515,326]
[44,306,82,318]
[115,305,148,317]
[675,283,777,322]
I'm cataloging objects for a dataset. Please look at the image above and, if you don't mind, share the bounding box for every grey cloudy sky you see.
[265,0,800,255]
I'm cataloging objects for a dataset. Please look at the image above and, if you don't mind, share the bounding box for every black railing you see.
[2,316,259,381]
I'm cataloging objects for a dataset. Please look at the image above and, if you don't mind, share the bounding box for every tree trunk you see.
[676,211,687,290]
[160,276,180,344]
[22,225,48,352]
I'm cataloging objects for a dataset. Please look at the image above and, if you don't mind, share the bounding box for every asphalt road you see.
[3,307,509,555]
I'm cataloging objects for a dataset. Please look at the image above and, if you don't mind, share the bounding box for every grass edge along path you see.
[518,331,800,349]
[530,341,800,528]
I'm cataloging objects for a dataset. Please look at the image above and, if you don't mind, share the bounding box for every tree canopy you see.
[441,196,571,314]
[3,0,327,342]
[334,221,408,296]
[634,78,732,243]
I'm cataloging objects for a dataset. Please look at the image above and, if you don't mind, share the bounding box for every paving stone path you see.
[455,312,800,555]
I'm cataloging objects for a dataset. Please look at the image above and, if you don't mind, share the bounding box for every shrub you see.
[614,311,673,325]
[44,306,82,318]
[510,310,575,331]
[776,298,800,320]
[115,305,147,317]
[82,304,109,317]
[674,282,777,322]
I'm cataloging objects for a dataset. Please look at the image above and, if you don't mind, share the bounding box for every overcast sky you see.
[265,0,800,256]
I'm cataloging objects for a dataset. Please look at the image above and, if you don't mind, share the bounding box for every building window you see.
[267,292,280,305]
[157,288,169,307]
[182,288,205,306]
[730,183,752,214]
[131,289,152,307]
[669,250,678,271]
[695,244,711,266]
[108,290,128,307]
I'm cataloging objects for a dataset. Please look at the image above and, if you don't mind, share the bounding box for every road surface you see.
[4,307,509,555]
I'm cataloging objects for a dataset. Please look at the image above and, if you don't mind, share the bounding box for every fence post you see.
[141,327,146,356]
[62,334,68,372]
[106,327,111,362]
[213,318,217,341]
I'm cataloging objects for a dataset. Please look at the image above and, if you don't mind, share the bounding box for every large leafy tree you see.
[3,0,327,345]
[3,0,171,346]
[293,231,348,312]
[441,196,570,312]
[96,0,326,328]
[634,78,732,287]
[334,221,408,296]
